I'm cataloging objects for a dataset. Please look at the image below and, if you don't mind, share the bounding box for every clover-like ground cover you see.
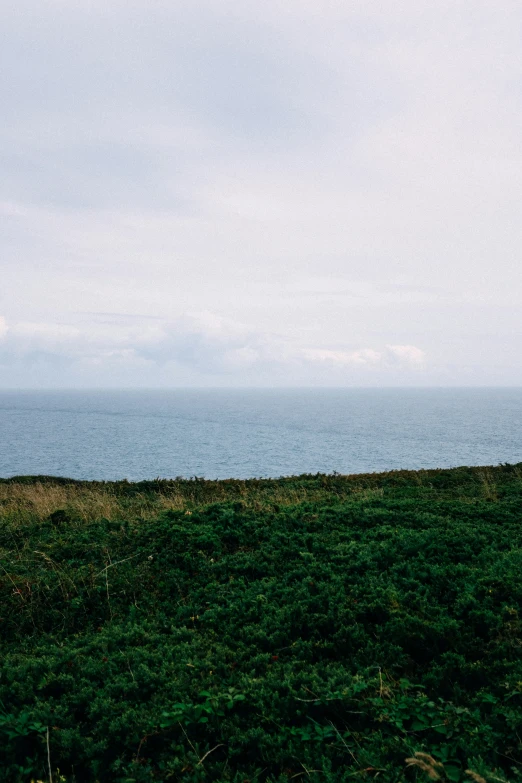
[1,465,522,782]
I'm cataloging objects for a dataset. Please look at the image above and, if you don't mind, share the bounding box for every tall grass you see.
[1,463,517,526]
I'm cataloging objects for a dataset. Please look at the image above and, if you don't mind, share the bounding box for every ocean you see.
[0,388,521,481]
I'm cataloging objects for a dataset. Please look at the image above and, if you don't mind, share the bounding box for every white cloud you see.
[302,348,382,366]
[386,345,425,365]
[0,317,8,340]
[6,319,164,358]
[302,345,426,369]
[0,312,427,383]
[0,201,27,217]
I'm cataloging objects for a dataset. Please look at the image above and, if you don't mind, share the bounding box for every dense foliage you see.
[1,465,522,782]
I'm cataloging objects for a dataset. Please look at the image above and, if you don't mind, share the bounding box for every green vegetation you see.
[1,464,522,782]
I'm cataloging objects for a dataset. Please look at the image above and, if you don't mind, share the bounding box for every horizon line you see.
[1,385,522,392]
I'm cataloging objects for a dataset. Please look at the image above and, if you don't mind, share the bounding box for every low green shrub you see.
[1,465,522,781]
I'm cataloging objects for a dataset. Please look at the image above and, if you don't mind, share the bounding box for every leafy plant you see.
[160,688,246,727]
[1,464,522,780]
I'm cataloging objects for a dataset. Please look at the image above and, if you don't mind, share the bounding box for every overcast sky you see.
[1,0,521,387]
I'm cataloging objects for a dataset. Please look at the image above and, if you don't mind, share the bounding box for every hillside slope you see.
[1,465,522,782]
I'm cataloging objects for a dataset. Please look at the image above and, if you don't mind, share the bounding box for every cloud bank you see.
[0,312,425,386]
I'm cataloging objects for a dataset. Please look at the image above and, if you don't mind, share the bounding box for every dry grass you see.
[478,468,499,502]
[0,463,518,527]
[0,482,187,524]
[0,480,343,525]
[404,753,509,783]
[405,753,445,780]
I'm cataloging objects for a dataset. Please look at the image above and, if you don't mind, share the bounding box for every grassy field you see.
[1,465,522,782]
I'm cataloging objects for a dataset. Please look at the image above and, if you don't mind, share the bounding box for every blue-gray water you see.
[0,389,521,481]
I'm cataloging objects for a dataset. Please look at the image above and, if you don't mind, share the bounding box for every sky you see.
[1,0,521,388]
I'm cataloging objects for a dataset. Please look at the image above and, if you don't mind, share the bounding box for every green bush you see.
[1,465,522,781]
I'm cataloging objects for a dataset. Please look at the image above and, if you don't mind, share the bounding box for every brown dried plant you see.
[465,772,488,783]
[405,752,445,781]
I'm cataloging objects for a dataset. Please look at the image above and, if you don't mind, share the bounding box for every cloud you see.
[0,317,8,340]
[302,348,382,366]
[0,312,426,383]
[303,345,425,368]
[5,318,163,359]
[0,201,27,217]
[138,312,271,371]
[0,312,266,370]
[386,344,425,365]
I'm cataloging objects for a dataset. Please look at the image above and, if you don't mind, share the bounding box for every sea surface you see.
[0,388,521,481]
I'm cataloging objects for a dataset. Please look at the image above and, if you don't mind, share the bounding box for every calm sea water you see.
[0,389,521,481]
